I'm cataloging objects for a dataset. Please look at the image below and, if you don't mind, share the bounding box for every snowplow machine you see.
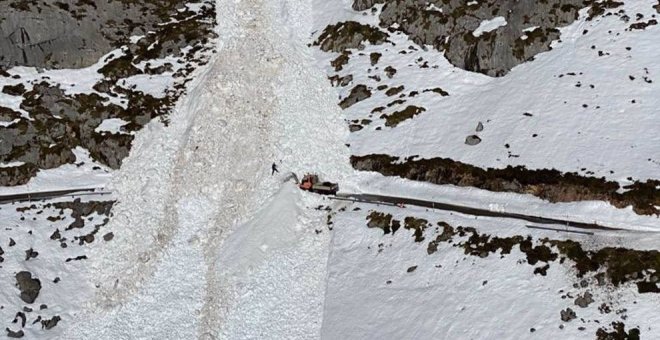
[298,174,339,195]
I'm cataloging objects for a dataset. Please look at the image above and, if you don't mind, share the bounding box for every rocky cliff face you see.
[351,0,623,76]
[0,1,216,186]
[0,0,189,69]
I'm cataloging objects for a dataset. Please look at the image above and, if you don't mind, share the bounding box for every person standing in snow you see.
[271,162,279,175]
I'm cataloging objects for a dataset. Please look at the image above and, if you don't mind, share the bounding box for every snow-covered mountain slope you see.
[322,202,660,339]
[0,1,216,193]
[311,0,659,215]
[309,0,660,339]
[0,0,659,339]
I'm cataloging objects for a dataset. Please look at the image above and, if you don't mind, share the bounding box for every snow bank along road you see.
[58,0,352,338]
[334,193,623,231]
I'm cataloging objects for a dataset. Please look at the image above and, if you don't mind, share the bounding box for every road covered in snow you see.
[58,0,352,338]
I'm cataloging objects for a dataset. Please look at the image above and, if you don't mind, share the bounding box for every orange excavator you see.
[298,174,339,195]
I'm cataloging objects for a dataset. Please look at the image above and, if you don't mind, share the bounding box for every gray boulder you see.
[15,271,41,304]
[465,135,482,146]
[560,307,577,322]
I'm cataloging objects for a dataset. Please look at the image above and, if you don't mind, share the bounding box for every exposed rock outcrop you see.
[314,21,389,52]
[0,0,193,69]
[465,135,482,145]
[0,83,171,178]
[15,271,41,304]
[339,84,372,109]
[349,0,624,76]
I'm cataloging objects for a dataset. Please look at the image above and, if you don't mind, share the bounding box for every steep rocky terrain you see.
[0,0,216,186]
[351,0,627,77]
[0,0,198,69]
[0,0,217,337]
[313,0,660,215]
[311,1,660,337]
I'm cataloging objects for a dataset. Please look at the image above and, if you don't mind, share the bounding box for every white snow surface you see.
[314,0,660,184]
[321,202,660,339]
[94,118,130,134]
[473,16,507,37]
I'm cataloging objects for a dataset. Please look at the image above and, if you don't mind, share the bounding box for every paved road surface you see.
[0,188,109,204]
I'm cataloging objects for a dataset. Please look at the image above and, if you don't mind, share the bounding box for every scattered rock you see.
[314,21,389,52]
[41,316,61,330]
[352,0,622,76]
[384,66,397,78]
[339,84,372,109]
[407,266,417,273]
[103,232,114,242]
[5,328,23,338]
[15,271,41,304]
[12,312,25,328]
[465,135,482,146]
[574,292,594,308]
[561,308,577,322]
[476,122,484,132]
[24,248,38,261]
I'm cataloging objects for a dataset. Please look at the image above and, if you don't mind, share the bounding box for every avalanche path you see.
[59,0,352,338]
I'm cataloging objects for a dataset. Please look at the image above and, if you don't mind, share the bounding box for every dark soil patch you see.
[385,85,404,96]
[2,84,26,96]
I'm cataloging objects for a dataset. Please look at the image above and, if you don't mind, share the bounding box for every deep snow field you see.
[0,0,659,339]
